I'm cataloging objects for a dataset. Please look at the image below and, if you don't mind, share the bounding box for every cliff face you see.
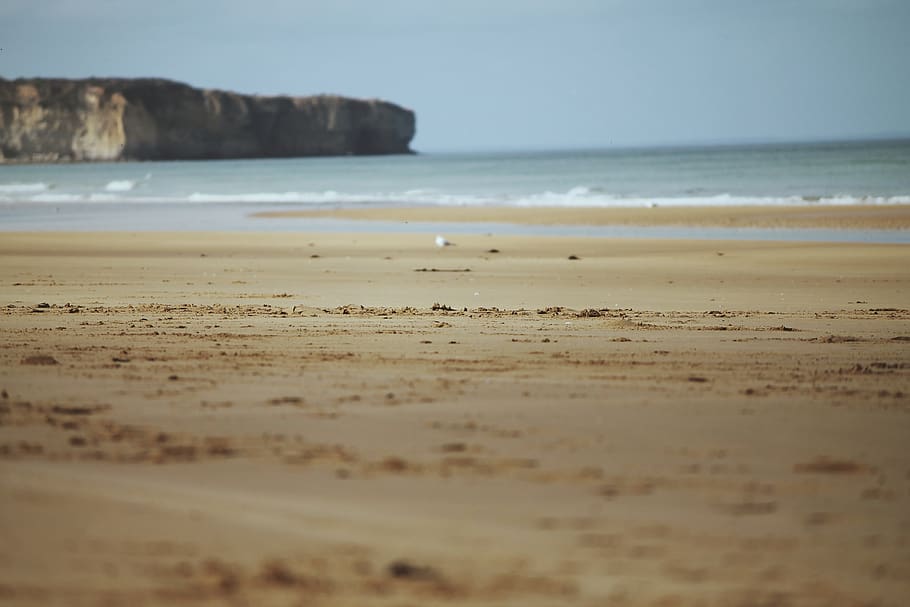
[0,78,415,163]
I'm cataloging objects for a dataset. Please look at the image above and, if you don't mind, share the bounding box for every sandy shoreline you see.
[1,229,908,606]
[252,203,910,230]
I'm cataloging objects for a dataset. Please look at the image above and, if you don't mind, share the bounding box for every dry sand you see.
[1,211,909,606]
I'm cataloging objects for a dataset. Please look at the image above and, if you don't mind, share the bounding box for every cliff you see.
[0,78,415,163]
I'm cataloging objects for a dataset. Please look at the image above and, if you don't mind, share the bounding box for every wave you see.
[5,186,909,208]
[89,194,120,202]
[27,193,85,203]
[186,190,501,205]
[104,179,138,192]
[565,185,605,197]
[0,182,51,193]
[186,190,910,207]
[515,192,910,208]
[187,188,910,207]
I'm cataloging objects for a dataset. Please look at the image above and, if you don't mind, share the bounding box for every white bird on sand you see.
[435,235,454,247]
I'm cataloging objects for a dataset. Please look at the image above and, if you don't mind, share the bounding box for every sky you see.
[1,0,909,152]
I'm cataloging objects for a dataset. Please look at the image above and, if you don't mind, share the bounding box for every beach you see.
[255,202,910,230]
[1,208,909,606]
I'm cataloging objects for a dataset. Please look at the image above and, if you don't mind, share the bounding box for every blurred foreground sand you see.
[1,222,908,606]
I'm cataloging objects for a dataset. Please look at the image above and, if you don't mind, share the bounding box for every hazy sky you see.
[1,0,908,151]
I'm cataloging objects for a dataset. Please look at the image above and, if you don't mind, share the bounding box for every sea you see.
[1,139,909,242]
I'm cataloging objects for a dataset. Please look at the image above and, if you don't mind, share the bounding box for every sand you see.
[1,210,909,606]
[253,203,910,230]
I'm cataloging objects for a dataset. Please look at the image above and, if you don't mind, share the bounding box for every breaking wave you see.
[3,185,909,208]
[0,182,51,193]
[28,193,84,203]
[104,179,138,192]
[184,189,910,208]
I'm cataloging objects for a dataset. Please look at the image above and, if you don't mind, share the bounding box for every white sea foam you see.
[565,185,597,197]
[9,186,909,208]
[30,193,84,203]
[128,190,910,207]
[186,190,495,205]
[88,193,119,202]
[0,182,51,193]
[104,180,137,192]
[512,190,910,208]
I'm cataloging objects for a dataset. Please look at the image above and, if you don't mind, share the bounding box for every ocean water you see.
[1,139,908,241]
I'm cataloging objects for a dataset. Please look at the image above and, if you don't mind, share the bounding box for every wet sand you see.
[253,203,910,230]
[1,221,909,606]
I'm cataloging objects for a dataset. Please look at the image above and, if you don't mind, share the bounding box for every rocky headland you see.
[0,78,415,163]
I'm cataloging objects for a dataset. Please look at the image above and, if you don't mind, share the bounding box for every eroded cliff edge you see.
[0,78,415,162]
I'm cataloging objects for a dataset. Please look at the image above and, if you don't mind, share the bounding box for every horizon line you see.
[415,133,910,155]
